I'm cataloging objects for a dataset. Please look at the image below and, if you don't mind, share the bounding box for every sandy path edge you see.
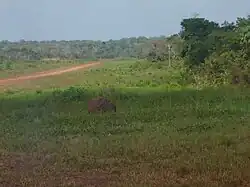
[0,61,101,85]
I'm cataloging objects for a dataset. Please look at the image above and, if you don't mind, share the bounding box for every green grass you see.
[0,59,87,78]
[1,60,250,186]
[0,60,183,92]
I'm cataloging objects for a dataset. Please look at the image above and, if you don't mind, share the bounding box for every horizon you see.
[0,35,169,43]
[1,0,249,42]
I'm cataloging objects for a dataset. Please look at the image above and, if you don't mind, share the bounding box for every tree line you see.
[0,15,250,85]
[0,35,182,61]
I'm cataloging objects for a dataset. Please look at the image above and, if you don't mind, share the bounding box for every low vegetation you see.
[1,15,250,186]
[0,60,250,186]
[0,60,183,92]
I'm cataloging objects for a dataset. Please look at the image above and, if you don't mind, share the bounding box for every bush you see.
[52,86,87,102]
[184,50,250,87]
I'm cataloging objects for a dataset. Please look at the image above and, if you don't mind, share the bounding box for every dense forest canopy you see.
[178,15,250,85]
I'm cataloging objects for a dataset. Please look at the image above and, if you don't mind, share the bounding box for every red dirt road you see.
[0,61,101,85]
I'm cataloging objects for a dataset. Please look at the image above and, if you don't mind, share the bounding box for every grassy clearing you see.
[0,60,182,92]
[0,59,87,78]
[1,60,250,186]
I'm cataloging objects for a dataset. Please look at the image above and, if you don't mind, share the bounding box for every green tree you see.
[180,17,220,67]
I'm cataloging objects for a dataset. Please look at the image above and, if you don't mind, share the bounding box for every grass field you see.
[0,59,87,78]
[0,60,182,92]
[1,60,250,186]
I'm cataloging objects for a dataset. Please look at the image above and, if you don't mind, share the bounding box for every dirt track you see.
[0,61,101,85]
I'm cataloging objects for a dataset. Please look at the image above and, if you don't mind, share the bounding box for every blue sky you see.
[0,0,249,41]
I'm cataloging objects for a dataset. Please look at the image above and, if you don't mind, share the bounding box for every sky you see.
[0,0,249,41]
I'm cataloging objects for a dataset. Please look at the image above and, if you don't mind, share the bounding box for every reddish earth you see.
[0,152,118,187]
[0,61,102,85]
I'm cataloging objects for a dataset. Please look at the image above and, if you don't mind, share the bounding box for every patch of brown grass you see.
[1,151,250,187]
